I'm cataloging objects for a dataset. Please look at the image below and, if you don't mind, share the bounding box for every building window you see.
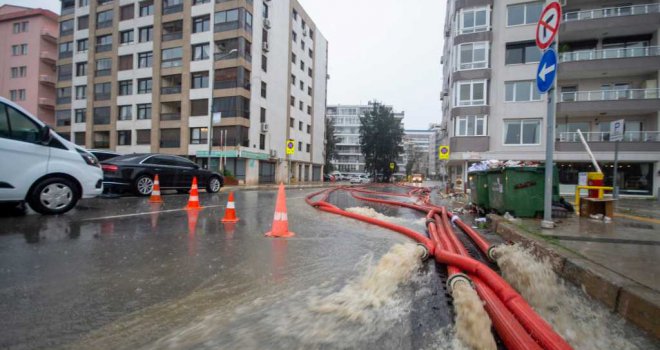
[120,4,134,21]
[292,31,297,42]
[260,107,266,123]
[458,7,489,34]
[118,80,133,96]
[211,96,250,119]
[298,141,302,151]
[161,47,182,68]
[95,34,112,52]
[55,110,71,126]
[10,66,26,78]
[94,83,111,100]
[299,101,303,111]
[290,96,295,106]
[58,41,73,58]
[118,105,132,120]
[74,62,86,77]
[307,124,311,133]
[136,129,151,144]
[12,21,28,33]
[455,115,487,136]
[214,67,249,89]
[11,44,28,56]
[505,81,541,102]
[74,108,86,123]
[137,78,152,94]
[508,2,543,26]
[56,87,71,104]
[307,105,312,115]
[301,40,305,51]
[96,10,113,29]
[289,117,294,127]
[306,144,310,153]
[160,128,180,148]
[77,38,88,52]
[300,60,305,71]
[138,26,153,42]
[163,0,184,15]
[120,30,134,44]
[299,81,304,91]
[162,20,183,41]
[93,107,111,125]
[214,9,240,32]
[457,42,488,70]
[308,87,312,96]
[60,19,73,36]
[77,15,88,30]
[291,74,296,85]
[259,134,265,150]
[74,132,85,145]
[137,103,152,119]
[292,53,296,64]
[139,0,154,16]
[298,121,303,131]
[261,55,267,72]
[75,85,86,100]
[505,41,541,65]
[9,89,26,101]
[190,127,208,144]
[93,131,110,148]
[193,15,210,33]
[117,130,132,145]
[455,80,487,106]
[260,82,267,98]
[118,54,133,71]
[192,43,209,61]
[191,71,209,89]
[504,119,541,145]
[95,58,111,76]
[193,0,210,4]
[308,68,313,77]
[138,51,153,68]
[190,99,208,116]
[309,49,313,58]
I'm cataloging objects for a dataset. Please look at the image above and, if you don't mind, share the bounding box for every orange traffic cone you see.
[221,192,239,223]
[186,177,201,209]
[149,174,164,203]
[265,183,295,238]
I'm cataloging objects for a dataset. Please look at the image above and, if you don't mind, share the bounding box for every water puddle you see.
[493,243,645,350]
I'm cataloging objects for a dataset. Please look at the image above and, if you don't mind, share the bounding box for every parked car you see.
[0,97,104,214]
[87,149,121,162]
[350,174,371,184]
[411,173,424,183]
[101,154,224,196]
[323,174,336,182]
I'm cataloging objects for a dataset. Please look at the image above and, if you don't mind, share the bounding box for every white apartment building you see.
[326,103,404,174]
[441,0,660,196]
[402,129,435,177]
[54,0,328,185]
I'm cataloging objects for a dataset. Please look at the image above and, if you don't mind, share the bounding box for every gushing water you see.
[493,243,641,350]
[451,281,496,350]
[346,207,427,227]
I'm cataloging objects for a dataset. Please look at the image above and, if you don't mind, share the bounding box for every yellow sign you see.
[389,162,395,170]
[439,145,450,160]
[286,139,295,155]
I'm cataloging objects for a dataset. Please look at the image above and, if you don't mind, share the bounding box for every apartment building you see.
[54,0,328,185]
[402,129,435,177]
[0,5,59,125]
[326,103,404,174]
[441,0,660,196]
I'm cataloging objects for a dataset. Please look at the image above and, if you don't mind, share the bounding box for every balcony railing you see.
[160,86,182,94]
[56,96,71,105]
[160,113,181,121]
[563,3,660,21]
[559,131,660,143]
[95,44,112,52]
[40,51,56,64]
[560,46,660,62]
[38,97,55,108]
[95,69,111,77]
[39,75,56,85]
[59,50,73,59]
[61,7,74,16]
[41,30,57,43]
[162,32,183,41]
[96,20,113,29]
[560,88,660,102]
[163,4,183,15]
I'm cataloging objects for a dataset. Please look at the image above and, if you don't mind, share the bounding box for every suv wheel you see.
[27,177,79,215]
[206,176,222,193]
[134,175,154,196]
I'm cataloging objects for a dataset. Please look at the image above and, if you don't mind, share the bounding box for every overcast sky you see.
[2,0,445,130]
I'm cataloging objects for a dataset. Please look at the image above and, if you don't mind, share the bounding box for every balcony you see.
[39,75,56,86]
[162,4,183,15]
[96,44,112,53]
[38,98,55,109]
[95,69,111,77]
[59,50,73,59]
[160,86,182,94]
[40,51,56,65]
[558,88,660,116]
[56,96,71,105]
[557,131,660,152]
[41,30,57,44]
[162,31,183,41]
[561,4,660,41]
[96,20,113,29]
[160,112,181,121]
[559,46,660,79]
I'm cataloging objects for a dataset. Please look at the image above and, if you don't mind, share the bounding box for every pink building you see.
[0,5,58,125]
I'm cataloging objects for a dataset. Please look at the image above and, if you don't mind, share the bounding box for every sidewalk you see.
[488,213,660,339]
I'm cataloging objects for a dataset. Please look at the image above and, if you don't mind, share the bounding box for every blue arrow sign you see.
[536,48,558,94]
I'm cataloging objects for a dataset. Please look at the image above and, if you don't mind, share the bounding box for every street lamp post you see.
[207,45,237,170]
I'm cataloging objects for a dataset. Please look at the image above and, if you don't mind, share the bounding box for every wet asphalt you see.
[0,187,455,350]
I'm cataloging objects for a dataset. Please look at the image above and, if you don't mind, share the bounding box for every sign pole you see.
[613,140,619,199]
[541,86,556,228]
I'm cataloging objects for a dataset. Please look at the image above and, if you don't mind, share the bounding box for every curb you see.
[487,214,660,340]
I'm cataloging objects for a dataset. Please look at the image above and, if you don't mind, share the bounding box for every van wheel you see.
[27,177,79,215]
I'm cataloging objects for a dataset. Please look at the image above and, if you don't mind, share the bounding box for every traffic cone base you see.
[149,174,164,203]
[265,183,295,238]
[186,177,201,209]
[221,192,240,223]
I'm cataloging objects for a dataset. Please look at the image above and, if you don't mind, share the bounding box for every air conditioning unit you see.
[262,42,270,52]
[261,123,269,132]
[269,149,277,157]
[263,18,271,29]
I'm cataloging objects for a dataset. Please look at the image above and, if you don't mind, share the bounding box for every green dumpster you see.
[468,171,489,209]
[487,167,559,218]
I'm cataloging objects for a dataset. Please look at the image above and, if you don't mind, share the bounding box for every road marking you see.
[82,205,225,221]
[614,213,660,225]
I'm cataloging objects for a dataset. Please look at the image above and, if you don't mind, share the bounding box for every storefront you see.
[557,162,654,196]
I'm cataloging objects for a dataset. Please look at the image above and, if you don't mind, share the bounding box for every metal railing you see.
[563,3,660,21]
[162,4,183,15]
[559,131,660,142]
[96,20,113,29]
[162,32,183,41]
[160,113,181,121]
[95,44,112,53]
[560,46,660,62]
[160,86,181,94]
[560,88,660,102]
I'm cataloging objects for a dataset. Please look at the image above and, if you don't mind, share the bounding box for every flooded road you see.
[0,186,657,349]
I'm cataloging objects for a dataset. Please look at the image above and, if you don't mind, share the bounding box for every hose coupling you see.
[447,273,472,292]
[425,218,436,226]
[416,243,430,261]
[450,215,460,227]
[487,245,498,262]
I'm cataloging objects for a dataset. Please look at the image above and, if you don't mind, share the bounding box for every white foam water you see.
[346,207,427,227]
[493,243,642,350]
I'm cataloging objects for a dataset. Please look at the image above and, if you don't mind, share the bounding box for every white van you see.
[0,97,103,214]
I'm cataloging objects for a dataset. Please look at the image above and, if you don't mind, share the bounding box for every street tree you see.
[324,116,339,173]
[359,102,404,182]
